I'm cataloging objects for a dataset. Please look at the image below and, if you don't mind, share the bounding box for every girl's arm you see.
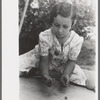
[39,55,49,76]
[60,59,75,86]
[63,59,75,76]
[39,55,54,86]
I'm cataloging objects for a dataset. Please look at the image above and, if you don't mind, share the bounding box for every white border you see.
[95,0,98,100]
[2,0,19,100]
[2,0,98,100]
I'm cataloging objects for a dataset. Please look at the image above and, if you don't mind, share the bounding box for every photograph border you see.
[98,0,99,99]
[1,0,99,100]
[0,0,2,100]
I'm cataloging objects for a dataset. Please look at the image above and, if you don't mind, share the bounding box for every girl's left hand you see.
[60,74,70,87]
[43,74,55,87]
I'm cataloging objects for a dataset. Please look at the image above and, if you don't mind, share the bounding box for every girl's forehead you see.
[53,15,72,24]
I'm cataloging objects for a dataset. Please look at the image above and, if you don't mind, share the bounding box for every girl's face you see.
[52,14,72,38]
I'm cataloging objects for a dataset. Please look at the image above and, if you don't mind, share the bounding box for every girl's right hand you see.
[43,74,55,87]
[60,74,70,87]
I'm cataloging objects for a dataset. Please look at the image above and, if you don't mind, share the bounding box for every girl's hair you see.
[50,2,76,24]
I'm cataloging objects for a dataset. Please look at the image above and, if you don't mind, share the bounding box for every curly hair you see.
[50,1,76,25]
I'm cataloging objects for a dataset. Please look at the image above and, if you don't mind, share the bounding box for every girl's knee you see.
[85,79,95,90]
[85,72,95,91]
[83,69,95,91]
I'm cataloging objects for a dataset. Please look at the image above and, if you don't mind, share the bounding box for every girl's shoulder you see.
[39,28,53,38]
[70,30,84,45]
[39,28,53,45]
[71,30,84,42]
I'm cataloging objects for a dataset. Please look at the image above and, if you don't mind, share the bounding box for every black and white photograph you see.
[19,0,97,100]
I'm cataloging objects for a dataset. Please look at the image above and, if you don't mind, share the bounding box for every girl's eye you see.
[53,23,68,29]
[63,25,68,29]
[54,23,60,27]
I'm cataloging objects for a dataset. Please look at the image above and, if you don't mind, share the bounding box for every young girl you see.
[19,1,95,91]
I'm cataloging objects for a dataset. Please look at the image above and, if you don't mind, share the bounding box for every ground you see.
[20,77,95,100]
[19,37,96,100]
[77,36,95,70]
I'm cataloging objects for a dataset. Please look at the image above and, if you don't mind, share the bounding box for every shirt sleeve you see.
[39,32,51,56]
[68,36,84,61]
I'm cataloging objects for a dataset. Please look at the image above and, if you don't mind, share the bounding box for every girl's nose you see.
[58,27,63,33]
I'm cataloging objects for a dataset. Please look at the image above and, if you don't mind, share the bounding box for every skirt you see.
[19,49,87,86]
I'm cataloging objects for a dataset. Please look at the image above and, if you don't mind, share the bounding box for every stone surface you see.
[19,77,95,100]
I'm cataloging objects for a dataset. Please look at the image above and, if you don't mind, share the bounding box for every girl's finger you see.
[61,77,66,86]
[47,78,55,87]
[63,77,69,87]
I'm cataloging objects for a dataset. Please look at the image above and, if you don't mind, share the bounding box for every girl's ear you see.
[72,20,77,27]
[70,20,77,30]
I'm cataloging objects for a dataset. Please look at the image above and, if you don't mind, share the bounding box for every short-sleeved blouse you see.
[19,28,84,71]
[38,28,83,70]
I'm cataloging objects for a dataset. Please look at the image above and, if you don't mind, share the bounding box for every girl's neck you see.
[57,32,70,45]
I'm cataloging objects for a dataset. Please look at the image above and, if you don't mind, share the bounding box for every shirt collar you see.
[51,29,75,46]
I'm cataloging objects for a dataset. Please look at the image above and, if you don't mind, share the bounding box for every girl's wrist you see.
[63,72,69,77]
[42,73,49,77]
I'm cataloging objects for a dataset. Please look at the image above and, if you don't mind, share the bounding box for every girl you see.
[19,1,95,91]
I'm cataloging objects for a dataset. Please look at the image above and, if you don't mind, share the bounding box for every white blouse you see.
[19,28,84,71]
